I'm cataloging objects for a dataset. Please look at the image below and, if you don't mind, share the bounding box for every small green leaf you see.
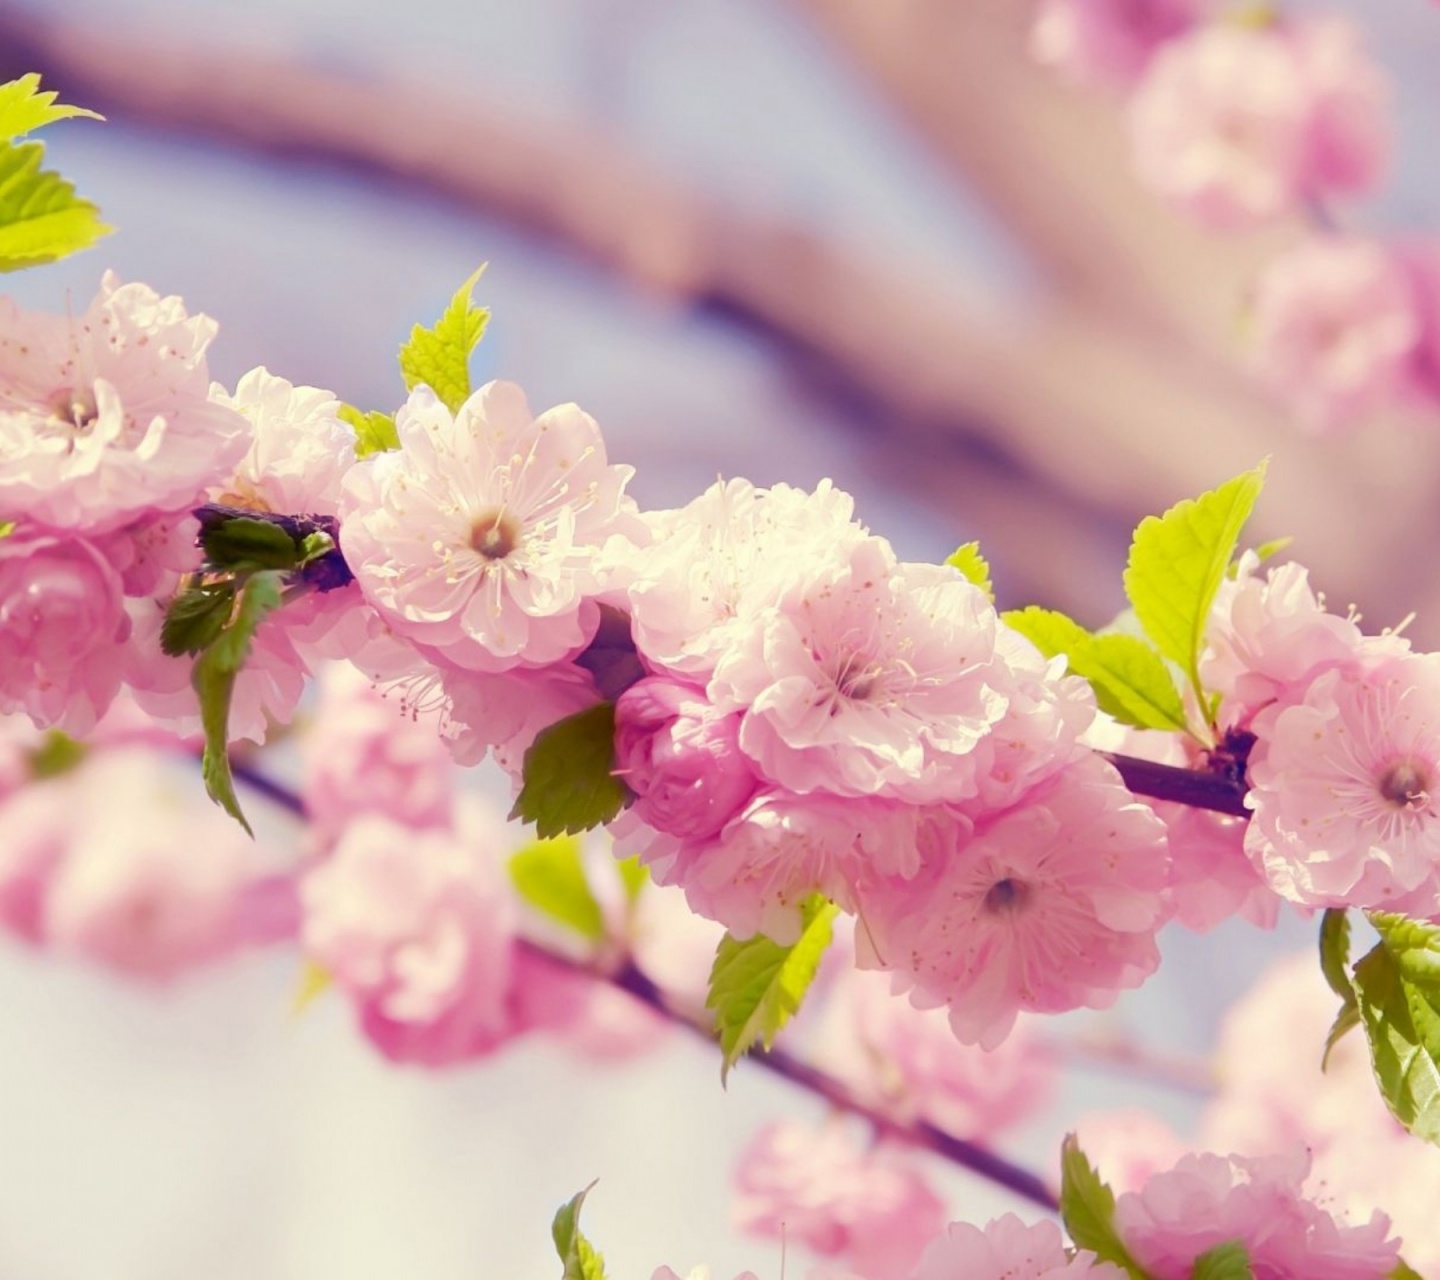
[160,582,236,657]
[1003,606,1189,734]
[297,531,335,565]
[0,140,111,271]
[1191,1240,1253,1280]
[193,571,285,835]
[945,541,993,600]
[199,515,300,572]
[510,703,632,839]
[0,519,14,538]
[398,265,489,414]
[509,836,607,941]
[1390,1259,1426,1280]
[26,730,87,779]
[1319,909,1353,1000]
[1352,937,1440,1144]
[1123,463,1267,712]
[1252,536,1293,564]
[551,1183,608,1280]
[707,896,838,1083]
[1058,1135,1150,1280]
[1324,1000,1361,1070]
[0,74,103,142]
[337,403,400,457]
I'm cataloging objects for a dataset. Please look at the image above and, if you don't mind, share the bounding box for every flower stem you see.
[1100,751,1249,817]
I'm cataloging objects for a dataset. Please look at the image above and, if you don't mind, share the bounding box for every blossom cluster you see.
[5,263,1440,1275]
[1030,1,1440,431]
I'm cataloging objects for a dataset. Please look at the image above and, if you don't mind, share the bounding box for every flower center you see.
[1379,758,1432,812]
[469,510,521,561]
[49,387,98,436]
[983,877,1030,915]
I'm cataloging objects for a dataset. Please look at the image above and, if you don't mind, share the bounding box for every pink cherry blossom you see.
[299,802,523,1067]
[732,1119,946,1280]
[211,367,356,515]
[0,272,250,532]
[1247,237,1421,430]
[911,1216,1127,1280]
[43,751,260,980]
[1203,952,1440,1276]
[0,530,131,734]
[614,676,759,840]
[855,756,1169,1049]
[1202,552,1371,728]
[1072,1111,1190,1195]
[300,661,455,848]
[1114,1147,1401,1278]
[710,540,1009,804]
[339,381,640,674]
[816,967,1056,1143]
[624,477,870,681]
[1244,649,1440,911]
[1129,18,1387,228]
[1030,0,1206,87]
[628,790,921,944]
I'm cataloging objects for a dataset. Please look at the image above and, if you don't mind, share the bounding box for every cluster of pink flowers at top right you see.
[1031,1,1440,432]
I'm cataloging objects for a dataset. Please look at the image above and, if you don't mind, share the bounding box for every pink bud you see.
[614,676,758,840]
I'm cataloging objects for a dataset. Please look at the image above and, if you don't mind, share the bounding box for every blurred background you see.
[3,0,1440,1276]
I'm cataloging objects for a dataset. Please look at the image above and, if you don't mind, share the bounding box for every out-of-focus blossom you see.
[301,661,455,848]
[1030,0,1206,86]
[1248,237,1421,429]
[732,1119,946,1280]
[1130,18,1386,228]
[815,967,1056,1143]
[1073,1111,1190,1195]
[300,803,523,1067]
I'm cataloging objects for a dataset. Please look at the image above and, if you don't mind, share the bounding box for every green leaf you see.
[26,730,87,779]
[945,541,993,600]
[192,571,285,835]
[551,1183,608,1280]
[1122,463,1267,712]
[0,140,111,271]
[160,582,236,657]
[0,519,15,539]
[398,265,489,413]
[199,515,300,572]
[706,896,838,1083]
[337,403,399,457]
[1191,1241,1253,1280]
[510,703,632,839]
[1252,536,1293,564]
[509,836,607,941]
[0,74,103,142]
[1318,910,1360,1069]
[1058,1135,1151,1280]
[1390,1259,1425,1280]
[1319,909,1353,1001]
[1351,936,1440,1144]
[1002,606,1189,734]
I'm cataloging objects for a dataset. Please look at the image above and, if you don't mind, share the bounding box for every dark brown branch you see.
[1101,752,1249,818]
